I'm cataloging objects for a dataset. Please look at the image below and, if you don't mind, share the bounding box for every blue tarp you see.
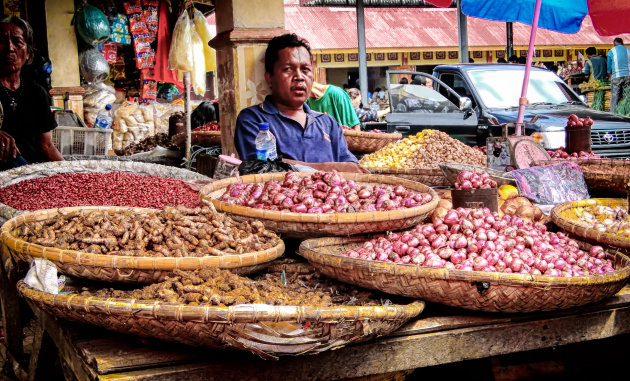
[461,0,588,34]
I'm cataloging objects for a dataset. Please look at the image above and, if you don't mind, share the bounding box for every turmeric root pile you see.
[80,267,381,307]
[16,206,281,257]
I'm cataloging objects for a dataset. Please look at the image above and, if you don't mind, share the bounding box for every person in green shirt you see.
[307,82,360,130]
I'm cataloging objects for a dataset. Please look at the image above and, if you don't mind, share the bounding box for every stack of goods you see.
[193,121,220,132]
[340,207,615,277]
[0,172,200,210]
[114,133,178,156]
[112,101,155,150]
[360,130,485,170]
[15,206,281,257]
[82,82,117,128]
[546,147,601,159]
[218,171,434,213]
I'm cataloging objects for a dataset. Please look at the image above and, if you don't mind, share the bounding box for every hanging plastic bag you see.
[192,9,217,71]
[79,48,110,83]
[190,30,206,95]
[168,12,193,72]
[75,5,110,46]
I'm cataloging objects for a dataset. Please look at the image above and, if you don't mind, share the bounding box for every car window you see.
[389,83,460,114]
[467,69,580,108]
[438,73,476,109]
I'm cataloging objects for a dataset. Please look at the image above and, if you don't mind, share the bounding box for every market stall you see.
[4,1,630,380]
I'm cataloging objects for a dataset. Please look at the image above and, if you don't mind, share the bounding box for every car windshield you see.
[467,69,579,108]
[388,83,460,113]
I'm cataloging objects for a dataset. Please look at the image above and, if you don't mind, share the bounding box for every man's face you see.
[0,23,29,74]
[265,46,314,109]
[425,78,433,88]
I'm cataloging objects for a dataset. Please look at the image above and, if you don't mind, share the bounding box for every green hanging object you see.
[75,5,110,46]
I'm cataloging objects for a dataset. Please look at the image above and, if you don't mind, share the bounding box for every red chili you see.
[0,172,200,211]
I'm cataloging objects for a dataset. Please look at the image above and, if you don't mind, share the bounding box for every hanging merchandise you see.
[110,13,132,45]
[192,9,217,72]
[76,5,111,46]
[79,48,110,83]
[101,42,118,64]
[140,69,158,103]
[190,30,206,95]
[142,0,159,42]
[124,1,155,69]
[168,11,193,72]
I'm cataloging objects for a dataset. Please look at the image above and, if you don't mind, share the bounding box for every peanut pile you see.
[80,267,381,307]
[16,206,281,257]
[360,130,486,170]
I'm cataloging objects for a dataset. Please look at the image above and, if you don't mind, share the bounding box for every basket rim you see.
[551,198,630,249]
[438,162,513,178]
[199,172,439,224]
[298,236,630,287]
[365,166,443,175]
[343,130,402,139]
[17,280,424,323]
[0,206,285,270]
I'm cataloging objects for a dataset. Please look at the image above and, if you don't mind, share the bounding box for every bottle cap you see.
[105,104,112,110]
[259,122,269,130]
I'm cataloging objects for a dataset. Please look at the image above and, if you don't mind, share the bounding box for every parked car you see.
[373,65,630,158]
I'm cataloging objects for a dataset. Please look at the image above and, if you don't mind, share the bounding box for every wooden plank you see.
[33,309,97,381]
[94,304,630,381]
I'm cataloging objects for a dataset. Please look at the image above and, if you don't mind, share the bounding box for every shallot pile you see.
[546,147,601,159]
[340,207,616,277]
[454,170,497,190]
[218,171,433,213]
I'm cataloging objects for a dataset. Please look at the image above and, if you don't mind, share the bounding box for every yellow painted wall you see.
[216,0,284,33]
[46,0,80,87]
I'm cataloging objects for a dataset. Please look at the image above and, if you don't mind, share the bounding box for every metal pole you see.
[184,72,192,160]
[516,0,543,131]
[457,0,469,63]
[356,0,369,105]
[506,22,514,58]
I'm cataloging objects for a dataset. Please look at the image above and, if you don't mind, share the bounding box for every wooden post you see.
[184,72,192,160]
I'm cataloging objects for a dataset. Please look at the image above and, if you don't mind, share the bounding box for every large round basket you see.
[532,159,630,194]
[0,160,209,226]
[0,206,285,283]
[551,198,630,249]
[366,166,448,187]
[439,162,516,187]
[298,237,630,313]
[199,172,439,238]
[343,130,402,153]
[17,268,424,359]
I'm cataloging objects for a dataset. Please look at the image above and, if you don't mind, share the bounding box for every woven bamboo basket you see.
[17,266,424,359]
[298,236,630,313]
[0,160,209,226]
[199,172,439,238]
[532,159,630,194]
[366,166,449,187]
[0,206,285,283]
[551,198,630,249]
[343,130,402,153]
[439,162,516,187]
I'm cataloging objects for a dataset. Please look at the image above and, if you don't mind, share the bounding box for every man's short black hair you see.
[508,55,518,63]
[399,77,408,84]
[411,75,425,85]
[265,33,312,74]
[518,56,527,64]
[614,37,624,46]
[585,47,597,56]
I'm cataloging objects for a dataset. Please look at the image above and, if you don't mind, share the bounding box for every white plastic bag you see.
[168,12,193,72]
[24,259,62,294]
[191,30,206,95]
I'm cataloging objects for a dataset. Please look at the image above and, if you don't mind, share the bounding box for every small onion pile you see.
[218,171,433,213]
[546,146,600,159]
[454,170,497,190]
[340,207,616,277]
[575,205,630,237]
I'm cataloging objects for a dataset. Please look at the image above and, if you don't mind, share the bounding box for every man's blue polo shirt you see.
[234,96,357,163]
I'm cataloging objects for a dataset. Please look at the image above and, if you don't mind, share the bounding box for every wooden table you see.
[17,286,630,381]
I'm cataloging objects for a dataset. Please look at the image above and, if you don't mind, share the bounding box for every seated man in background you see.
[234,33,365,173]
[307,81,360,131]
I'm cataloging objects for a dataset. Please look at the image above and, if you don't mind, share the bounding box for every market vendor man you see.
[0,16,62,170]
[234,33,366,173]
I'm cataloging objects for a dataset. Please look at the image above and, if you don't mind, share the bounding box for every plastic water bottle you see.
[255,122,277,161]
[95,104,113,129]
